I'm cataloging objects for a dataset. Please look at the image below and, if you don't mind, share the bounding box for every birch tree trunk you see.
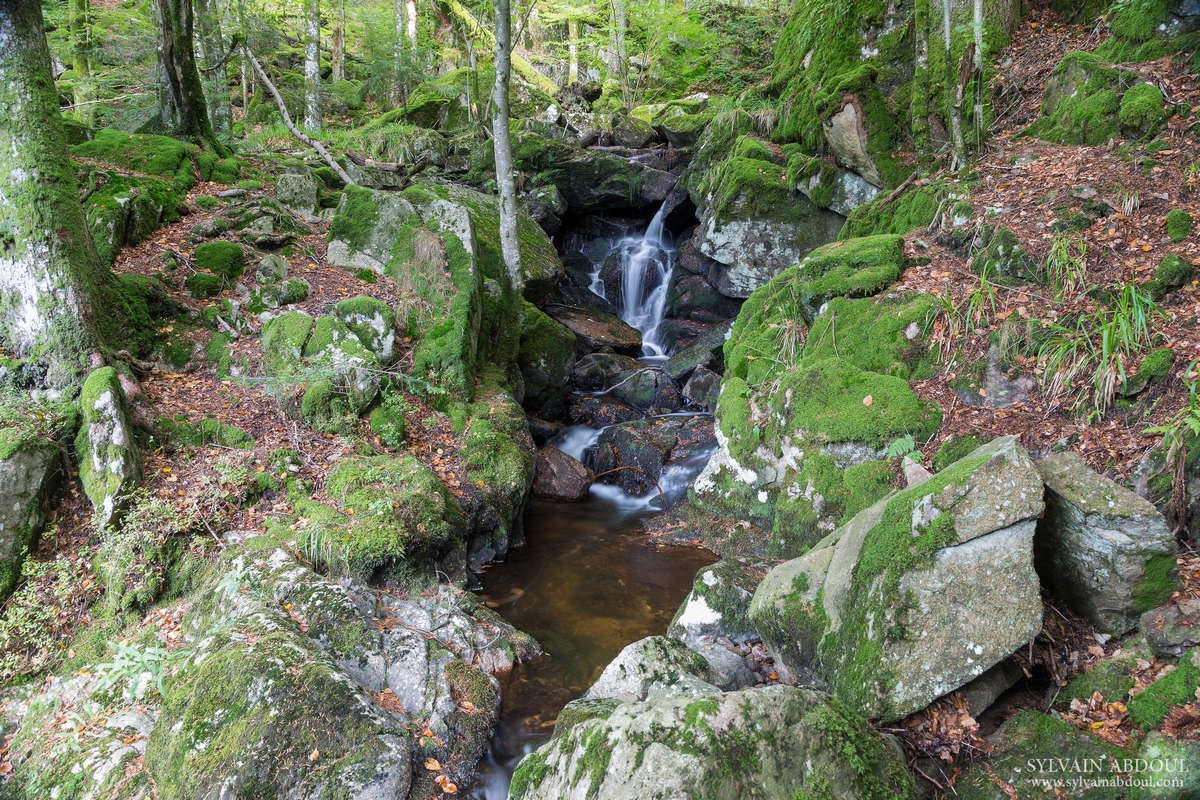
[492,0,523,293]
[911,0,931,161]
[406,0,417,51]
[973,0,985,146]
[567,16,579,85]
[304,0,322,131]
[0,0,106,390]
[332,8,344,82]
[392,0,405,106]
[612,0,627,84]
[155,0,229,154]
[942,0,965,169]
[194,0,231,138]
[69,0,95,125]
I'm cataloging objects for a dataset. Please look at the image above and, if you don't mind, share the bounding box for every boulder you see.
[610,368,681,413]
[302,315,382,413]
[572,351,643,392]
[668,560,761,645]
[1035,452,1181,635]
[973,225,1043,284]
[76,367,142,527]
[582,636,715,703]
[533,446,594,502]
[1141,596,1200,657]
[661,321,731,381]
[1027,51,1140,146]
[0,431,59,601]
[256,252,289,282]
[749,436,1046,722]
[333,295,397,365]
[611,114,658,148]
[666,270,742,322]
[595,418,683,497]
[544,305,642,355]
[682,365,721,410]
[275,172,321,215]
[521,184,568,238]
[519,302,577,413]
[568,394,643,428]
[510,685,916,800]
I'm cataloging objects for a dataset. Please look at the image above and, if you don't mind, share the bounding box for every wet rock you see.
[676,237,717,276]
[525,416,564,445]
[682,366,721,410]
[510,685,916,800]
[595,418,683,496]
[1035,452,1180,635]
[610,368,681,413]
[657,317,712,352]
[582,636,715,703]
[662,321,731,381]
[572,351,643,392]
[568,394,642,428]
[749,436,1046,722]
[533,446,594,502]
[76,367,142,527]
[522,184,567,237]
[690,641,757,691]
[544,305,641,355]
[667,271,742,323]
[0,432,59,602]
[519,302,577,414]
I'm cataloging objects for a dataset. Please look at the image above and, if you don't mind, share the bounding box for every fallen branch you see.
[241,45,355,186]
[592,465,666,508]
[879,170,920,208]
[345,151,429,189]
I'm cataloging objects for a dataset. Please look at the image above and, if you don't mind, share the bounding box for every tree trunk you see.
[942,0,965,169]
[973,0,985,147]
[911,0,931,163]
[567,16,578,85]
[0,0,106,390]
[155,0,229,154]
[492,0,523,293]
[69,0,95,125]
[194,0,231,138]
[331,1,344,83]
[406,0,417,51]
[392,0,404,106]
[612,0,626,84]
[304,0,322,131]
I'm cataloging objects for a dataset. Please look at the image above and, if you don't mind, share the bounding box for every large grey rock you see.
[256,253,289,282]
[572,351,643,392]
[1141,596,1200,657]
[0,431,59,601]
[76,367,142,527]
[510,685,917,800]
[682,365,721,410]
[749,436,1046,722]
[275,172,321,215]
[582,635,715,703]
[668,560,760,645]
[544,305,641,355]
[1036,452,1181,635]
[302,316,382,413]
[822,99,883,187]
[661,321,731,381]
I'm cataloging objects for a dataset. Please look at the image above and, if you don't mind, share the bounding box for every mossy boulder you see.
[512,133,673,213]
[261,310,315,374]
[1119,82,1167,138]
[802,294,938,380]
[769,456,896,559]
[75,367,142,527]
[1035,452,1181,634]
[333,295,398,365]
[302,315,382,413]
[193,240,246,282]
[1094,0,1200,66]
[668,560,762,645]
[518,301,577,413]
[582,635,716,703]
[81,171,185,267]
[1166,208,1193,242]
[72,128,197,190]
[509,685,916,800]
[275,171,322,215]
[973,225,1043,284]
[248,277,311,311]
[793,234,908,320]
[932,434,990,472]
[749,437,1046,722]
[1027,51,1141,146]
[611,113,657,148]
[0,430,59,602]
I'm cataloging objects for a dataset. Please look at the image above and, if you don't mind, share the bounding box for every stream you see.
[466,206,719,798]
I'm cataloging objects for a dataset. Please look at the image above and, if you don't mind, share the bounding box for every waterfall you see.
[587,203,675,358]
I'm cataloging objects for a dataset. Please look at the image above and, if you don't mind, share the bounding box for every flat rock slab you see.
[1035,452,1180,635]
[1141,596,1200,657]
[545,305,642,355]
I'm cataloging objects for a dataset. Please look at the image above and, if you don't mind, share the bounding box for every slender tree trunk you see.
[406,0,417,51]
[155,0,229,154]
[942,0,965,169]
[567,16,579,85]
[972,0,985,147]
[492,0,523,293]
[194,0,231,138]
[911,0,930,162]
[304,0,322,131]
[612,0,626,84]
[0,0,106,390]
[392,0,405,106]
[69,0,95,125]
[331,0,344,83]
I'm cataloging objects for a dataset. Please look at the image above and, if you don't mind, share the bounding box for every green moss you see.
[195,195,218,210]
[1119,82,1167,138]
[368,393,406,449]
[509,747,552,800]
[193,241,245,281]
[771,456,895,558]
[1026,52,1136,146]
[157,416,254,449]
[261,311,314,374]
[1166,209,1193,243]
[1062,658,1136,704]
[795,235,907,317]
[71,129,197,193]
[1155,253,1193,288]
[322,454,466,579]
[1129,656,1200,730]
[185,272,223,299]
[328,184,382,252]
[932,434,989,472]
[300,379,356,434]
[1133,553,1180,612]
[839,182,947,240]
[803,295,938,380]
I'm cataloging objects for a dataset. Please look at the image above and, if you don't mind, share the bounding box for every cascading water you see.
[587,203,675,358]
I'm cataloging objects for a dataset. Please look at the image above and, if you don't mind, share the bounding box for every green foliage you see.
[885,434,917,460]
[1045,234,1089,300]
[185,272,223,299]
[368,391,407,449]
[0,554,85,685]
[93,639,192,703]
[98,493,196,616]
[157,415,254,449]
[195,195,218,210]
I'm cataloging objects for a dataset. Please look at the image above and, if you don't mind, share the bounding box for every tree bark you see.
[492,0,523,293]
[612,0,626,84]
[194,0,232,137]
[392,0,405,106]
[69,0,95,125]
[331,0,344,83]
[973,0,985,146]
[942,0,965,169]
[304,0,322,131]
[155,0,229,154]
[911,0,931,161]
[567,16,579,85]
[406,0,418,51]
[0,0,107,390]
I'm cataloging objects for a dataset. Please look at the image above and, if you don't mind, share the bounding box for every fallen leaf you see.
[424,757,442,771]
